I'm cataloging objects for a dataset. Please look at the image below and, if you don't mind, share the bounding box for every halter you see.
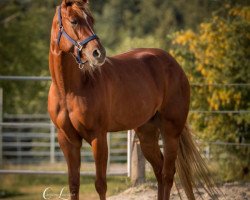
[57,5,98,68]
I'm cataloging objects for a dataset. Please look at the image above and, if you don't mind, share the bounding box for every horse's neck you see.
[49,49,85,97]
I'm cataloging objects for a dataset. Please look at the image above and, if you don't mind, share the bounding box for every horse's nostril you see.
[93,49,101,58]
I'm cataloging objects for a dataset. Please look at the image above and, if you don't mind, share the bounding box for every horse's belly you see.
[108,100,159,131]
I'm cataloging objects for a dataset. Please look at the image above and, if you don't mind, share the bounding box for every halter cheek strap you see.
[57,6,98,67]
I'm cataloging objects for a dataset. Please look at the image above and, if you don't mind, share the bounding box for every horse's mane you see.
[64,0,94,23]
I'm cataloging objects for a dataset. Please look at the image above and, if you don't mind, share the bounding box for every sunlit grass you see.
[0,174,131,200]
[1,159,247,200]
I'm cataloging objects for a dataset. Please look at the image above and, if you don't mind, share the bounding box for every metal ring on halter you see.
[78,59,88,69]
[78,64,85,69]
[71,54,88,69]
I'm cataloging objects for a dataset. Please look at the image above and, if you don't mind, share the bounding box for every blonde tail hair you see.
[176,124,220,200]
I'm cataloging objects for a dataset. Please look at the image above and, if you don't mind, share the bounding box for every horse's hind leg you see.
[160,119,183,200]
[135,121,164,200]
[58,130,82,200]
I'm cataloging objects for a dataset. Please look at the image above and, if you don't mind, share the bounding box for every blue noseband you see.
[57,6,98,67]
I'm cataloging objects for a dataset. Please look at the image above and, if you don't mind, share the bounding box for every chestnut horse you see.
[48,0,217,199]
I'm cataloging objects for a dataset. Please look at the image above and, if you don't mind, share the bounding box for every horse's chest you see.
[54,96,98,134]
[69,99,93,126]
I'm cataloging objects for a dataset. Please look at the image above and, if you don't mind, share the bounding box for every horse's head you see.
[52,0,106,68]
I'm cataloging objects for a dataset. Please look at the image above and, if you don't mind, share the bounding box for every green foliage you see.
[93,0,224,55]
[170,5,250,180]
[170,5,250,142]
[0,0,55,73]
[0,0,56,114]
[107,36,162,55]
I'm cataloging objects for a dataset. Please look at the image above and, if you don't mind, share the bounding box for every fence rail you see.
[0,116,131,175]
[0,115,249,176]
[0,121,129,161]
[0,76,51,81]
[0,169,127,176]
[0,122,52,128]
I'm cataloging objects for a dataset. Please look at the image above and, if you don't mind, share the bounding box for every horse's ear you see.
[62,0,89,5]
[62,0,73,6]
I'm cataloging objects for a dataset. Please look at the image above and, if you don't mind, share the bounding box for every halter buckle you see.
[76,42,83,51]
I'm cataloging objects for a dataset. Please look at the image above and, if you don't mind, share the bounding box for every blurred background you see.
[0,0,249,199]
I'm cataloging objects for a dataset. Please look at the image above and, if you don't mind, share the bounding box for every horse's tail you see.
[176,123,219,200]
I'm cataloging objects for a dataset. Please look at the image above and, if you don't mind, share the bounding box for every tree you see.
[93,0,224,55]
[170,5,250,142]
[0,0,56,114]
[169,5,250,180]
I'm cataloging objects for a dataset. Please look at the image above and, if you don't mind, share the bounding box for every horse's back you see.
[113,48,168,60]
[109,48,185,78]
[103,48,190,131]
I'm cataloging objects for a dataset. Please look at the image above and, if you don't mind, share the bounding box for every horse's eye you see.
[70,20,78,25]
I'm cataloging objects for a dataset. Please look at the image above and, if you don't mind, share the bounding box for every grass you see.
[0,163,156,200]
[2,159,247,200]
[0,162,131,199]
[0,174,131,200]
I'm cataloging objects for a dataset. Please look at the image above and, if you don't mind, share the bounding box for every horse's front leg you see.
[58,130,82,200]
[91,133,108,200]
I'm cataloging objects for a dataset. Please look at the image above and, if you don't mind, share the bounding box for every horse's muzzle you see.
[89,46,106,67]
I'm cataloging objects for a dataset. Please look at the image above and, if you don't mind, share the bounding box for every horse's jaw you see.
[91,58,106,68]
[84,58,106,71]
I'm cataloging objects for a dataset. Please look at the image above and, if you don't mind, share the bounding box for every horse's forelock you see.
[63,0,94,24]
[64,0,87,8]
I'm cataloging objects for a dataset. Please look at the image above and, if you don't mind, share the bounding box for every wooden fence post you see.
[127,130,132,177]
[0,88,3,166]
[50,121,55,164]
[131,131,145,185]
[107,132,111,173]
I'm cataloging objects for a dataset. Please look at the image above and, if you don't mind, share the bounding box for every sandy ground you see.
[107,182,250,200]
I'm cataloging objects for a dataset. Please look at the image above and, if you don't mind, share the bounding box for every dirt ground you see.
[107,182,250,200]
